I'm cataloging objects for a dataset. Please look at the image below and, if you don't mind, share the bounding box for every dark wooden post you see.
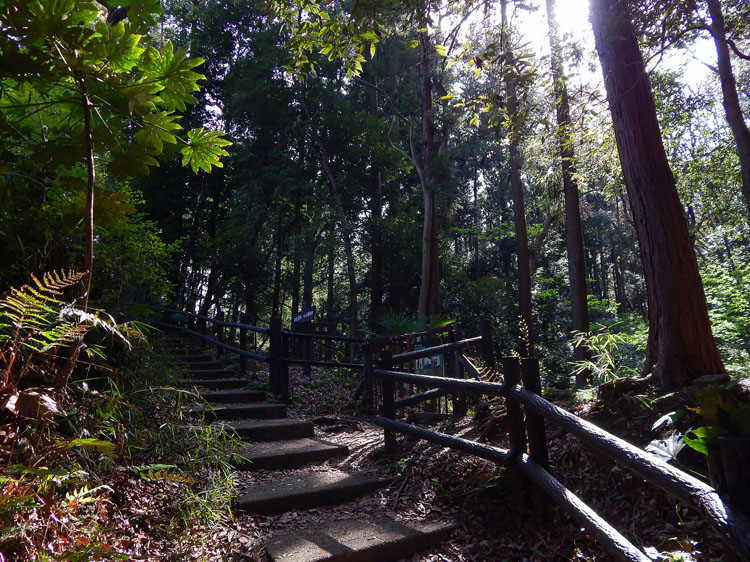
[522,357,548,469]
[198,316,207,343]
[502,356,527,456]
[380,349,396,454]
[215,309,224,357]
[239,312,248,374]
[480,319,495,370]
[453,348,467,417]
[301,326,312,379]
[502,355,530,510]
[186,300,195,331]
[280,330,290,403]
[269,317,282,396]
[362,338,373,412]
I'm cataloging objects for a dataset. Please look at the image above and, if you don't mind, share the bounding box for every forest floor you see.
[189,363,726,562]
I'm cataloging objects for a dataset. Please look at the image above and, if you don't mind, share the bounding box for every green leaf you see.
[59,438,117,457]
[683,426,727,456]
[434,44,448,57]
[134,111,181,152]
[180,128,232,173]
[140,41,204,112]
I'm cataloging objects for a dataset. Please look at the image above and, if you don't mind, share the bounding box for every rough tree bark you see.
[367,78,384,328]
[501,0,534,357]
[590,0,725,388]
[546,0,592,383]
[300,100,359,343]
[416,13,441,320]
[705,0,750,223]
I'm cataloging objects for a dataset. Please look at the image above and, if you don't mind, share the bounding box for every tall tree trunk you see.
[546,0,591,382]
[271,214,283,319]
[502,0,534,357]
[416,18,441,320]
[302,228,318,305]
[706,0,750,222]
[326,223,336,326]
[300,100,359,341]
[590,0,725,388]
[80,87,95,310]
[291,193,302,317]
[368,80,384,328]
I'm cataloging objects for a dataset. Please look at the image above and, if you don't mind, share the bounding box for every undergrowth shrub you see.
[0,272,247,561]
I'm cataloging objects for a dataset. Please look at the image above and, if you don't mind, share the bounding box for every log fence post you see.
[480,319,495,370]
[269,317,282,396]
[522,357,548,470]
[502,355,530,509]
[502,356,527,456]
[280,329,290,403]
[362,338,373,412]
[239,312,248,374]
[215,310,224,357]
[380,349,396,454]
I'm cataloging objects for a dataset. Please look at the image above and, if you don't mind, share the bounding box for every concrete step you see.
[199,389,266,404]
[225,419,315,441]
[265,518,457,562]
[183,377,247,390]
[236,438,349,470]
[185,368,237,379]
[198,402,286,420]
[187,361,224,370]
[237,471,390,514]
[182,354,214,362]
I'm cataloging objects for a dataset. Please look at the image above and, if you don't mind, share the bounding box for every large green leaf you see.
[180,128,231,173]
[140,41,204,111]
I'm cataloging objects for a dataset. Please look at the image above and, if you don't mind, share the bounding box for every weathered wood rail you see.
[371,348,750,561]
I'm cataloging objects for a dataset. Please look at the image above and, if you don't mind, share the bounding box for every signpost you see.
[293,306,315,324]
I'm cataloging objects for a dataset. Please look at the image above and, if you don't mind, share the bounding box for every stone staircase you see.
[175,341,456,562]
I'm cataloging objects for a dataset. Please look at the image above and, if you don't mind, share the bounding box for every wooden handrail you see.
[391,336,482,363]
[375,417,651,562]
[372,362,750,560]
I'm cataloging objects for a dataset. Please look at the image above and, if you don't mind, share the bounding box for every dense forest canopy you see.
[2,0,749,388]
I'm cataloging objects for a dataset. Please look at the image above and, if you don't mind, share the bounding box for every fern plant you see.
[0,271,143,395]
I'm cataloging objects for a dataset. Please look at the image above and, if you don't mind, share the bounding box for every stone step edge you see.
[222,419,315,441]
[265,518,457,562]
[235,438,349,470]
[237,472,391,514]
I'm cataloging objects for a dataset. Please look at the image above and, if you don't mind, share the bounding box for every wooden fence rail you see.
[143,304,366,404]
[372,355,750,561]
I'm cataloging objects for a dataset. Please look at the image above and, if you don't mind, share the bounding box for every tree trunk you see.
[590,0,725,388]
[417,21,440,320]
[368,81,384,328]
[271,213,283,320]
[326,224,335,325]
[300,100,359,342]
[80,88,95,311]
[706,0,750,223]
[547,0,591,383]
[502,0,534,357]
[290,192,302,317]
[303,227,318,305]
